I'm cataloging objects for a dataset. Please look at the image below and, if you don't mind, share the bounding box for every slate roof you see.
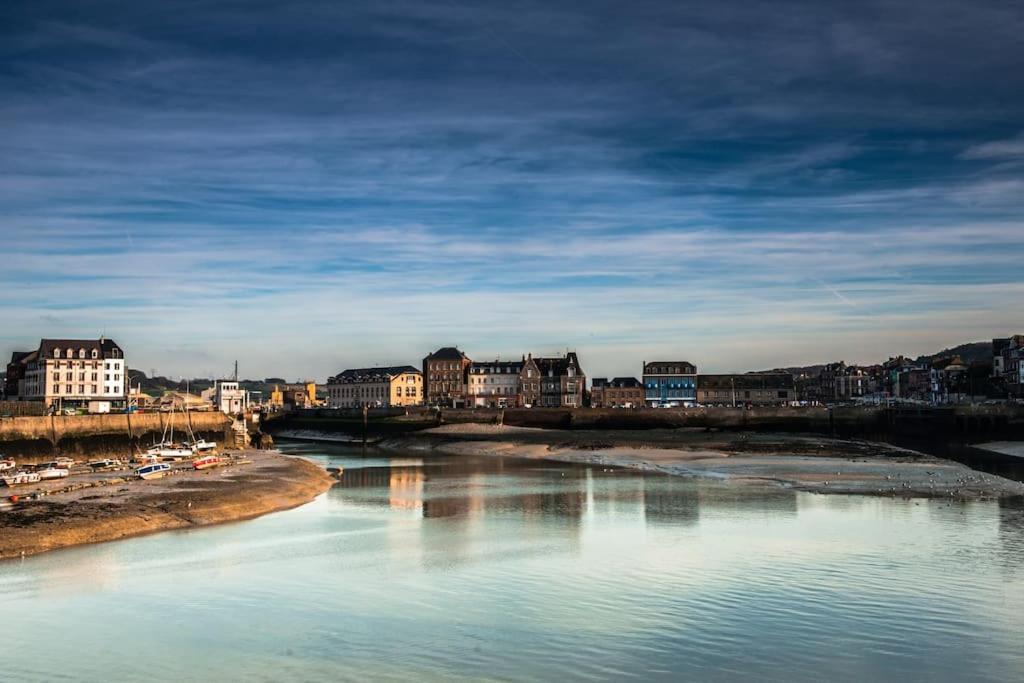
[643,361,696,375]
[697,373,795,391]
[330,366,421,383]
[468,361,524,374]
[38,338,123,359]
[425,347,468,361]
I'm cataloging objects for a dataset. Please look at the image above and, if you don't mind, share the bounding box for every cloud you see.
[1,0,1023,380]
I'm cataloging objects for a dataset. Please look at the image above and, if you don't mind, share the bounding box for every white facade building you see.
[214,380,249,415]
[16,338,127,410]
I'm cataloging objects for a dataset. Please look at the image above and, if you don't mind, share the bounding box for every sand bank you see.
[383,425,1024,499]
[0,450,335,560]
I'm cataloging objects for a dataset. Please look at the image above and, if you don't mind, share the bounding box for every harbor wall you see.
[0,412,233,461]
[263,404,1024,440]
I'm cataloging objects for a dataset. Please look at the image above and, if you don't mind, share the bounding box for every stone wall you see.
[0,412,233,461]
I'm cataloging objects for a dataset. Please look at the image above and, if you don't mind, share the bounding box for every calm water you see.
[3,441,1024,682]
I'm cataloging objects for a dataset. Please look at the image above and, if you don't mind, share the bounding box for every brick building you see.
[423,347,472,407]
[591,377,644,408]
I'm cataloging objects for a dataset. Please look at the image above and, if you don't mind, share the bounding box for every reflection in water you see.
[1,441,1023,683]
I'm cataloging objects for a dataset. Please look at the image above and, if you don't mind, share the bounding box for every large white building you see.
[11,338,127,410]
[213,380,249,415]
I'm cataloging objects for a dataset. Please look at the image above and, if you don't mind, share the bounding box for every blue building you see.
[643,361,698,407]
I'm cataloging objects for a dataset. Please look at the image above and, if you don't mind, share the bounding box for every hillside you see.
[760,340,994,375]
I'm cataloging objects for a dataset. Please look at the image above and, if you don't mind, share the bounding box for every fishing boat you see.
[136,463,172,480]
[147,403,201,459]
[2,471,41,487]
[0,459,16,473]
[192,454,221,470]
[37,467,70,480]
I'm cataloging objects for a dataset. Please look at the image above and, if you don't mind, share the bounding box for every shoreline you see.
[380,425,1024,499]
[0,450,335,560]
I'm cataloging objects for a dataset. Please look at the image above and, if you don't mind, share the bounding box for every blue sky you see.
[2,0,1023,381]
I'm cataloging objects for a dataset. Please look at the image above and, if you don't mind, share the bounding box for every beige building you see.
[327,366,423,408]
[468,360,524,408]
[12,338,128,410]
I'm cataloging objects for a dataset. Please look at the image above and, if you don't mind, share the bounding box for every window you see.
[54,349,61,359]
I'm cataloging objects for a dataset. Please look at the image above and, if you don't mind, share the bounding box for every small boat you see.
[0,459,16,473]
[192,455,221,470]
[2,471,41,487]
[136,463,172,480]
[151,445,195,460]
[88,459,122,470]
[191,439,217,453]
[55,457,75,468]
[37,467,70,480]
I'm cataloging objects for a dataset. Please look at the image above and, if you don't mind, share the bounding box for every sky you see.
[2,0,1023,381]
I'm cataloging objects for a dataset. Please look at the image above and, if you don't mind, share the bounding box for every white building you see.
[214,380,249,415]
[14,338,127,410]
[467,360,523,408]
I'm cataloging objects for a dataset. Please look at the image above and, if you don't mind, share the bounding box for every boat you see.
[37,467,70,480]
[2,471,41,487]
[55,457,75,468]
[190,438,218,453]
[0,459,16,473]
[88,459,122,470]
[135,463,172,480]
[152,445,195,460]
[192,455,221,470]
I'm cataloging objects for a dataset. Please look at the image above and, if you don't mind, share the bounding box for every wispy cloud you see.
[1,0,1023,379]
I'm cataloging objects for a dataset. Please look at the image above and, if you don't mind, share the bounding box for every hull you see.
[136,464,172,480]
[192,456,220,470]
[2,473,41,487]
[37,468,70,480]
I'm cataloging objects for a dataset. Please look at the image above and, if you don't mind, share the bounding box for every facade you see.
[12,338,127,410]
[520,355,541,407]
[995,335,1024,398]
[5,350,34,399]
[817,362,873,402]
[643,361,698,407]
[696,373,795,407]
[535,352,585,408]
[591,377,644,408]
[423,347,472,407]
[327,366,423,408]
[928,356,968,404]
[467,360,523,408]
[214,380,249,414]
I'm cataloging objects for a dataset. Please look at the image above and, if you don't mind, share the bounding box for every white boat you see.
[191,438,217,453]
[2,471,41,487]
[37,467,70,480]
[153,446,195,460]
[136,463,172,480]
[55,457,75,468]
[0,459,16,473]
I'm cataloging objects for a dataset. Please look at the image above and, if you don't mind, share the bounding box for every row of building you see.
[325,349,795,409]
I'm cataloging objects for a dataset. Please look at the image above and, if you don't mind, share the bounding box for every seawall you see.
[0,412,233,461]
[263,404,1024,441]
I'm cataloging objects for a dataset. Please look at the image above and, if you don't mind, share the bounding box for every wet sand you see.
[0,450,335,560]
[384,425,1024,499]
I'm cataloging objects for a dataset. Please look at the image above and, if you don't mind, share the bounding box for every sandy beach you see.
[383,424,1024,499]
[0,450,335,560]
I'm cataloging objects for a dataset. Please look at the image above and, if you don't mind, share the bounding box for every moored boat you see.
[2,471,41,487]
[135,463,172,480]
[153,446,195,460]
[0,459,16,473]
[37,467,70,480]
[191,438,218,453]
[192,455,221,470]
[88,458,122,470]
[55,457,75,468]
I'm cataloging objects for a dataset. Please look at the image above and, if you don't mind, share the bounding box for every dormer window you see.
[91,349,98,359]
[79,349,86,359]
[66,348,74,359]
[54,349,61,359]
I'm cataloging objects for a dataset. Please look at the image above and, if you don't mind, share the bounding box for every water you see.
[2,441,1024,682]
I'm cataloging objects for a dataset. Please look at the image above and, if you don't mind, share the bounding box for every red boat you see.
[192,455,221,470]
